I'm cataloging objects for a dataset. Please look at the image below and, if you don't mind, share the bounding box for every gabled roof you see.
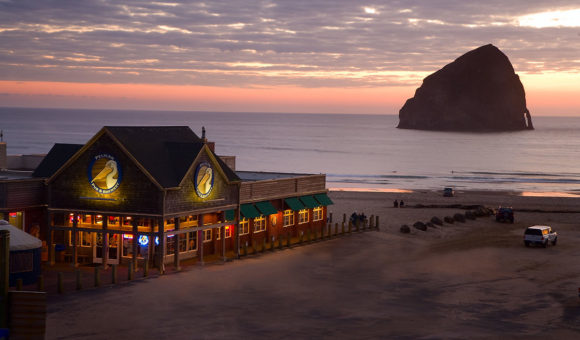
[32,143,83,178]
[105,126,239,188]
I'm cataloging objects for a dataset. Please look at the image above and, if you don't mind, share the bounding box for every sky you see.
[1,0,579,115]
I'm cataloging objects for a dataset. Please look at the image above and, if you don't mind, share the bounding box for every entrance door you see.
[93,232,120,264]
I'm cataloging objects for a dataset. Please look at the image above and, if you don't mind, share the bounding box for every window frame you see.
[283,209,295,227]
[253,215,266,233]
[298,209,309,224]
[239,218,249,235]
[313,206,323,222]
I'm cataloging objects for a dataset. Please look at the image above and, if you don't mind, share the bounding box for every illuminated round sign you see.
[194,162,214,199]
[88,154,122,194]
[138,235,149,246]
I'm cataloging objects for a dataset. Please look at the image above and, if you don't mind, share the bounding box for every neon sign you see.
[138,235,159,246]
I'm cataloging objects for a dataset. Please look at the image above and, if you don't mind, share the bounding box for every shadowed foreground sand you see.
[46,190,580,339]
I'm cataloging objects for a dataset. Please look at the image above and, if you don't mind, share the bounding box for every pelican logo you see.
[194,162,214,199]
[88,154,122,194]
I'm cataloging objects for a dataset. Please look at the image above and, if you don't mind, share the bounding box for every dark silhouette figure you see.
[393,200,399,208]
[400,200,405,208]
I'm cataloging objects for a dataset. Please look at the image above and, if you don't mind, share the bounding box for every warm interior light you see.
[123,234,133,239]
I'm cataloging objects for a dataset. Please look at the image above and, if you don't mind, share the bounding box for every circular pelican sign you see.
[194,162,214,199]
[88,154,122,194]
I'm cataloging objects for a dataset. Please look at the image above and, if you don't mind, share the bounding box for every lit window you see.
[225,225,232,238]
[298,209,309,224]
[254,215,266,232]
[240,218,249,235]
[80,231,91,247]
[313,207,323,222]
[283,210,295,227]
[203,229,212,242]
[216,227,221,240]
[187,231,197,251]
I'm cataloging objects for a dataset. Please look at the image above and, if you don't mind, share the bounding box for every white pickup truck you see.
[524,225,557,247]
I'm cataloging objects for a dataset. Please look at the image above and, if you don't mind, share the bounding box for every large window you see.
[240,218,249,235]
[203,229,212,242]
[283,210,295,227]
[254,215,266,232]
[225,225,232,238]
[298,209,309,224]
[313,207,323,222]
[183,231,197,251]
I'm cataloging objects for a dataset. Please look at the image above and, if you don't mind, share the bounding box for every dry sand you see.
[46,189,580,339]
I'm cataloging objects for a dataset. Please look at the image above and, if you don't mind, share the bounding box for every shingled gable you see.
[45,126,239,189]
[32,143,84,178]
[177,143,240,188]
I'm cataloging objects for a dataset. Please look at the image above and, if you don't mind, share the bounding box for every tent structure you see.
[0,220,42,286]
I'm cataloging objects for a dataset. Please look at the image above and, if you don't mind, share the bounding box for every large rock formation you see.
[398,44,533,131]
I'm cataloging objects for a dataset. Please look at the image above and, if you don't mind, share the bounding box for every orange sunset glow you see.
[0,2,579,115]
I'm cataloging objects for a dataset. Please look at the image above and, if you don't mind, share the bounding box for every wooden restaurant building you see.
[27,126,333,269]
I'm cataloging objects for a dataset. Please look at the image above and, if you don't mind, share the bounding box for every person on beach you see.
[400,200,405,208]
[350,212,358,224]
[393,199,399,208]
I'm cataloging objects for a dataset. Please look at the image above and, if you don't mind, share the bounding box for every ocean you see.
[1,107,580,194]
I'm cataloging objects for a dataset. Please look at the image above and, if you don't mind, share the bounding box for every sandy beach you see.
[46,189,580,339]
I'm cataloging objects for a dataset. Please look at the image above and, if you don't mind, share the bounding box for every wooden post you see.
[47,211,54,266]
[112,264,117,284]
[270,236,275,251]
[37,275,44,292]
[94,266,100,287]
[131,219,138,271]
[328,224,332,238]
[102,216,109,270]
[157,217,165,273]
[329,212,333,224]
[75,269,82,290]
[128,261,133,281]
[174,217,181,271]
[143,259,149,277]
[197,222,204,266]
[221,226,226,262]
[57,272,63,294]
[341,222,345,234]
[342,213,346,224]
[72,213,78,267]
[335,223,338,236]
[0,230,8,328]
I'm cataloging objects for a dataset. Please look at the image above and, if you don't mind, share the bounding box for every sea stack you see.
[398,44,533,131]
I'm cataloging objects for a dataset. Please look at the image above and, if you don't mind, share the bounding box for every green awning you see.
[225,209,235,221]
[299,195,318,209]
[314,193,334,206]
[284,197,305,211]
[255,201,278,215]
[240,204,260,219]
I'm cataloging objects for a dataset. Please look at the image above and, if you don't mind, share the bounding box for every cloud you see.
[1,0,579,88]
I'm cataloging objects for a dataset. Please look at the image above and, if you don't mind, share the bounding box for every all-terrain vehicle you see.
[496,207,514,223]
